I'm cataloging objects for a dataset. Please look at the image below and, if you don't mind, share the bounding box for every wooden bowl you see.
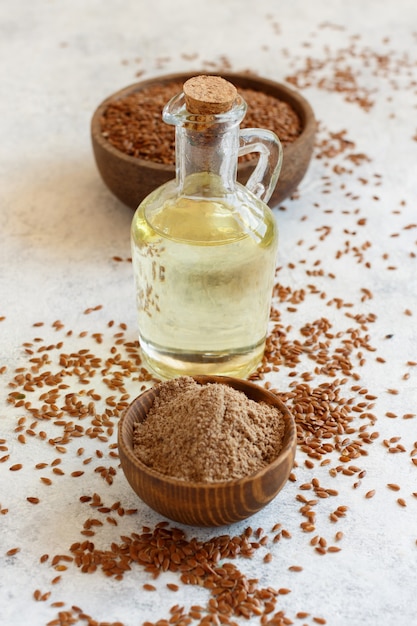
[117,375,297,527]
[91,72,316,209]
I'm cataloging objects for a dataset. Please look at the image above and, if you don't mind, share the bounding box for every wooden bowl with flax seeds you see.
[91,72,316,209]
[117,375,297,527]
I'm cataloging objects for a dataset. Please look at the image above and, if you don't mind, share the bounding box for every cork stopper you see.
[183,75,237,115]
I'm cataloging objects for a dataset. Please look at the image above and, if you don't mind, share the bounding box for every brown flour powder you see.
[132,377,285,482]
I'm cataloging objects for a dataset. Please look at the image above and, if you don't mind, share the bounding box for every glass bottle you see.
[131,75,282,379]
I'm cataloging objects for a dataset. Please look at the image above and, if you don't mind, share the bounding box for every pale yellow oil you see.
[131,178,278,379]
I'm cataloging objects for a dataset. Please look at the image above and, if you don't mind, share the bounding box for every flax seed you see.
[9,463,23,471]
[3,281,409,624]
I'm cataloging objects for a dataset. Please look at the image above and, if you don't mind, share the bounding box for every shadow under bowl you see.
[117,375,297,527]
[91,72,316,209]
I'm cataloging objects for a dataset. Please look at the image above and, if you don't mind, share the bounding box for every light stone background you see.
[1,0,417,625]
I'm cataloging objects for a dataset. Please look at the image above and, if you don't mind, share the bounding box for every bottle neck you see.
[175,122,240,196]
[162,91,247,198]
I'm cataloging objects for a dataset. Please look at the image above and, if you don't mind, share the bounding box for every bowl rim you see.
[117,375,297,490]
[91,71,315,172]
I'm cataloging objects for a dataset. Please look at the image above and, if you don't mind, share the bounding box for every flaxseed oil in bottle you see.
[130,75,282,379]
[131,177,278,379]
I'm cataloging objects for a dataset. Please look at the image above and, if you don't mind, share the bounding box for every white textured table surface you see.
[1,1,417,625]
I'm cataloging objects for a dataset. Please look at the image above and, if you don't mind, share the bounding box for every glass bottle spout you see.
[162,75,283,202]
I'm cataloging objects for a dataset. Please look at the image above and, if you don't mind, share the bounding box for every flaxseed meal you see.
[132,376,286,481]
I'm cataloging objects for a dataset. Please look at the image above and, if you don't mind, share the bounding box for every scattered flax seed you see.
[2,297,414,623]
[397,498,407,507]
[143,583,156,591]
[26,497,40,504]
[387,484,400,491]
[6,547,20,556]
[9,463,23,471]
[83,305,103,315]
[65,523,289,619]
[365,490,376,498]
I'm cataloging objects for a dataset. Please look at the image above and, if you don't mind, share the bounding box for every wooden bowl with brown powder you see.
[117,376,296,527]
[91,72,316,209]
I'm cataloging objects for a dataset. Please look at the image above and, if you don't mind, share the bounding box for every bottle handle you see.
[238,129,283,204]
